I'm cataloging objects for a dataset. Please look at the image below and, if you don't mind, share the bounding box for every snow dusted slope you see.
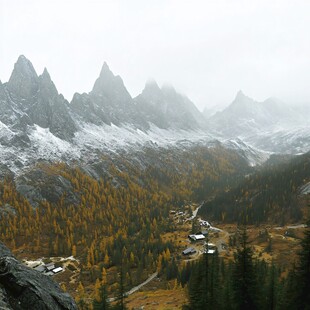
[245,125,310,154]
[0,125,80,174]
[75,122,213,150]
[1,56,310,177]
[209,91,310,155]
[0,120,270,174]
[222,138,271,166]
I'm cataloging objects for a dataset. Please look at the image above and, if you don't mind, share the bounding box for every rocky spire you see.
[7,55,39,98]
[91,62,132,102]
[140,79,162,99]
[39,67,58,97]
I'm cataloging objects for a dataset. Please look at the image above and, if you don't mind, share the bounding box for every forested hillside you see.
[0,145,249,307]
[200,152,310,224]
[1,146,309,308]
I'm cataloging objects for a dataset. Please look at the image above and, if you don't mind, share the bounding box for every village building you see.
[34,265,46,273]
[182,247,197,255]
[205,249,216,254]
[197,230,209,236]
[32,262,64,276]
[188,234,205,242]
[52,267,63,274]
[204,242,217,254]
[45,263,55,271]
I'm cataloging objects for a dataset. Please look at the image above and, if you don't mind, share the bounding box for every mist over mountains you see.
[0,55,309,174]
[0,55,309,310]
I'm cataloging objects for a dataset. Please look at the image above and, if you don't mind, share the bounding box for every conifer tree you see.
[293,211,310,310]
[93,283,110,310]
[232,227,258,310]
[114,263,127,310]
[188,261,204,310]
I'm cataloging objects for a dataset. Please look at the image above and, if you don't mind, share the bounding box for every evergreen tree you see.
[220,261,234,310]
[188,261,204,310]
[264,262,280,310]
[187,248,221,309]
[293,213,310,310]
[114,263,127,310]
[232,227,258,310]
[208,252,220,308]
[93,284,110,310]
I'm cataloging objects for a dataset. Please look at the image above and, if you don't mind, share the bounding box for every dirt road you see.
[108,272,158,302]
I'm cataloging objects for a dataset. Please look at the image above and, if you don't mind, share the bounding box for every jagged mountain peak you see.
[39,67,58,96]
[220,91,259,118]
[41,67,50,79]
[10,55,38,80]
[232,90,254,105]
[142,79,162,97]
[235,89,245,98]
[99,61,113,78]
[92,62,130,99]
[145,78,160,89]
[40,67,53,86]
[7,55,39,98]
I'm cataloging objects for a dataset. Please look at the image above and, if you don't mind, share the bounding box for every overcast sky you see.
[1,0,310,111]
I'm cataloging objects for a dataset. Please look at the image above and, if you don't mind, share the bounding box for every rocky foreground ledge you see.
[0,242,77,310]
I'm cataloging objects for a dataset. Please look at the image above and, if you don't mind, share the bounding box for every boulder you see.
[0,242,77,310]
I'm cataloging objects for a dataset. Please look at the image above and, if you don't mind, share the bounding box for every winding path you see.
[107,272,158,302]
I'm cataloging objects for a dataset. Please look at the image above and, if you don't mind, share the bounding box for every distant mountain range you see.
[208,90,310,153]
[0,55,309,175]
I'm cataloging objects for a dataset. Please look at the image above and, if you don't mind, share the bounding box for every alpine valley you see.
[0,56,310,309]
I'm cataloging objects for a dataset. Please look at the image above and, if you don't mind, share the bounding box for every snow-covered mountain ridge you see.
[208,91,310,154]
[0,56,309,175]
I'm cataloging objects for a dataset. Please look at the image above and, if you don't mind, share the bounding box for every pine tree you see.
[188,261,204,310]
[264,262,279,310]
[293,213,310,310]
[76,282,87,310]
[232,227,258,310]
[93,283,110,310]
[208,251,220,308]
[114,263,127,310]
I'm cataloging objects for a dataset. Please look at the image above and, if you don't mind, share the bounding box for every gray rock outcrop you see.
[3,55,77,141]
[0,242,77,310]
[71,62,149,130]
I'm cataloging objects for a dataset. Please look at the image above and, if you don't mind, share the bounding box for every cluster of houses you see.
[182,242,218,256]
[171,207,221,257]
[33,262,64,276]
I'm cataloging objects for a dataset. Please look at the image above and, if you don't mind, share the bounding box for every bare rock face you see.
[15,167,80,207]
[70,62,149,130]
[0,286,12,310]
[4,56,77,141]
[0,243,77,310]
[135,81,205,130]
[7,55,39,100]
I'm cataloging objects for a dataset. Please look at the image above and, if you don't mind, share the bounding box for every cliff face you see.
[0,243,77,310]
